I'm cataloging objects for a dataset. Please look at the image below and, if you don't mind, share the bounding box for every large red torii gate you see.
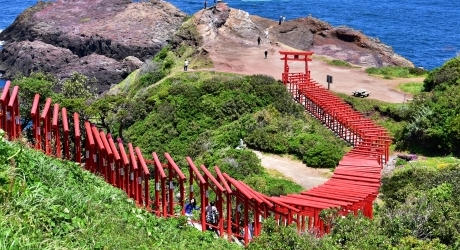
[279,51,314,85]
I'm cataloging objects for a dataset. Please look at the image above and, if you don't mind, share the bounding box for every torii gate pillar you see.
[279,51,314,85]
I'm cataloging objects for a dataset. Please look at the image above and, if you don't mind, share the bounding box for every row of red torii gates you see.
[0,50,389,246]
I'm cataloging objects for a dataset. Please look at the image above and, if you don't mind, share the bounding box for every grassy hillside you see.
[0,133,238,249]
[123,71,347,196]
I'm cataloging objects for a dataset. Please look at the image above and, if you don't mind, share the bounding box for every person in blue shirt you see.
[185,198,199,217]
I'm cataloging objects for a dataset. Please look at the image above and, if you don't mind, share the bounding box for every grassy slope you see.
[0,136,238,249]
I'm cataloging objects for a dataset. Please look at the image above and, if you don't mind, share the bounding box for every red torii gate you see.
[0,82,21,140]
[0,52,394,244]
[0,81,12,131]
[279,51,314,85]
[150,152,168,216]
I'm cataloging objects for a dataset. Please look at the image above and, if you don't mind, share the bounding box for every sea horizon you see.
[0,0,459,73]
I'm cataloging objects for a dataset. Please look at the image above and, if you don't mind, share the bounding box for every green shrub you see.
[154,45,171,62]
[423,57,460,91]
[302,138,343,168]
[200,148,264,181]
[244,175,303,197]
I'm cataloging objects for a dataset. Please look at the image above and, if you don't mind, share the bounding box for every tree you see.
[13,72,57,131]
[60,72,98,99]
[84,94,132,139]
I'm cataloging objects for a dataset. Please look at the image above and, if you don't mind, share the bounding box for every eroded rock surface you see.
[0,0,186,93]
[195,4,413,68]
[1,0,413,93]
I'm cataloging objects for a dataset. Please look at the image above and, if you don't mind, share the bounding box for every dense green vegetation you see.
[336,57,460,156]
[248,162,460,249]
[397,57,460,155]
[6,12,460,246]
[126,72,347,168]
[423,57,460,91]
[0,133,238,249]
[3,131,460,249]
[124,72,346,195]
[11,60,347,198]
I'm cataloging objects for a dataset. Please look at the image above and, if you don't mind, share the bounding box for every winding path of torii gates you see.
[0,50,390,246]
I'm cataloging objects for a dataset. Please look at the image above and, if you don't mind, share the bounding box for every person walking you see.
[264,29,269,39]
[264,50,268,59]
[204,0,207,9]
[184,59,189,71]
[206,201,219,235]
[279,16,282,25]
[257,36,261,46]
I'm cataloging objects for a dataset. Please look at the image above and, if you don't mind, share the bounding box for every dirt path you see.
[204,33,423,103]
[252,150,332,190]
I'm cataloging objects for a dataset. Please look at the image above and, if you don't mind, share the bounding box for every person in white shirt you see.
[184,60,189,71]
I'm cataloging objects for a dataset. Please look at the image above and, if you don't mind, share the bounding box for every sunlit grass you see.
[366,66,428,79]
[396,156,460,171]
[397,81,424,95]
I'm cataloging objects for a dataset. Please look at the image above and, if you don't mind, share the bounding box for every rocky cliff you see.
[194,3,413,68]
[0,0,186,93]
[0,0,413,93]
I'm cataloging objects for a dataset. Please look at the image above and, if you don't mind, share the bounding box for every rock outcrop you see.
[195,4,413,68]
[0,0,186,93]
[0,0,414,92]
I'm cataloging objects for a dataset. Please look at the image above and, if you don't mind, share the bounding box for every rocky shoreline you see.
[0,0,413,93]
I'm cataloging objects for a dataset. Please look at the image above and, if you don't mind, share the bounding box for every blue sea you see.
[1,0,459,88]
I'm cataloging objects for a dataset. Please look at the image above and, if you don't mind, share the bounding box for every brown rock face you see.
[0,0,186,93]
[195,6,413,68]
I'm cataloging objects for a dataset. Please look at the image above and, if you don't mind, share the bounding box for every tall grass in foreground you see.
[0,136,238,249]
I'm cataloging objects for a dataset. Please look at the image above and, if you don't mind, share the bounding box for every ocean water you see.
[0,0,459,73]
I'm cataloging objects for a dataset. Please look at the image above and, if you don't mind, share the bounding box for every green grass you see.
[397,81,424,95]
[0,137,239,249]
[327,59,353,67]
[313,56,354,67]
[396,156,460,172]
[366,66,428,79]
